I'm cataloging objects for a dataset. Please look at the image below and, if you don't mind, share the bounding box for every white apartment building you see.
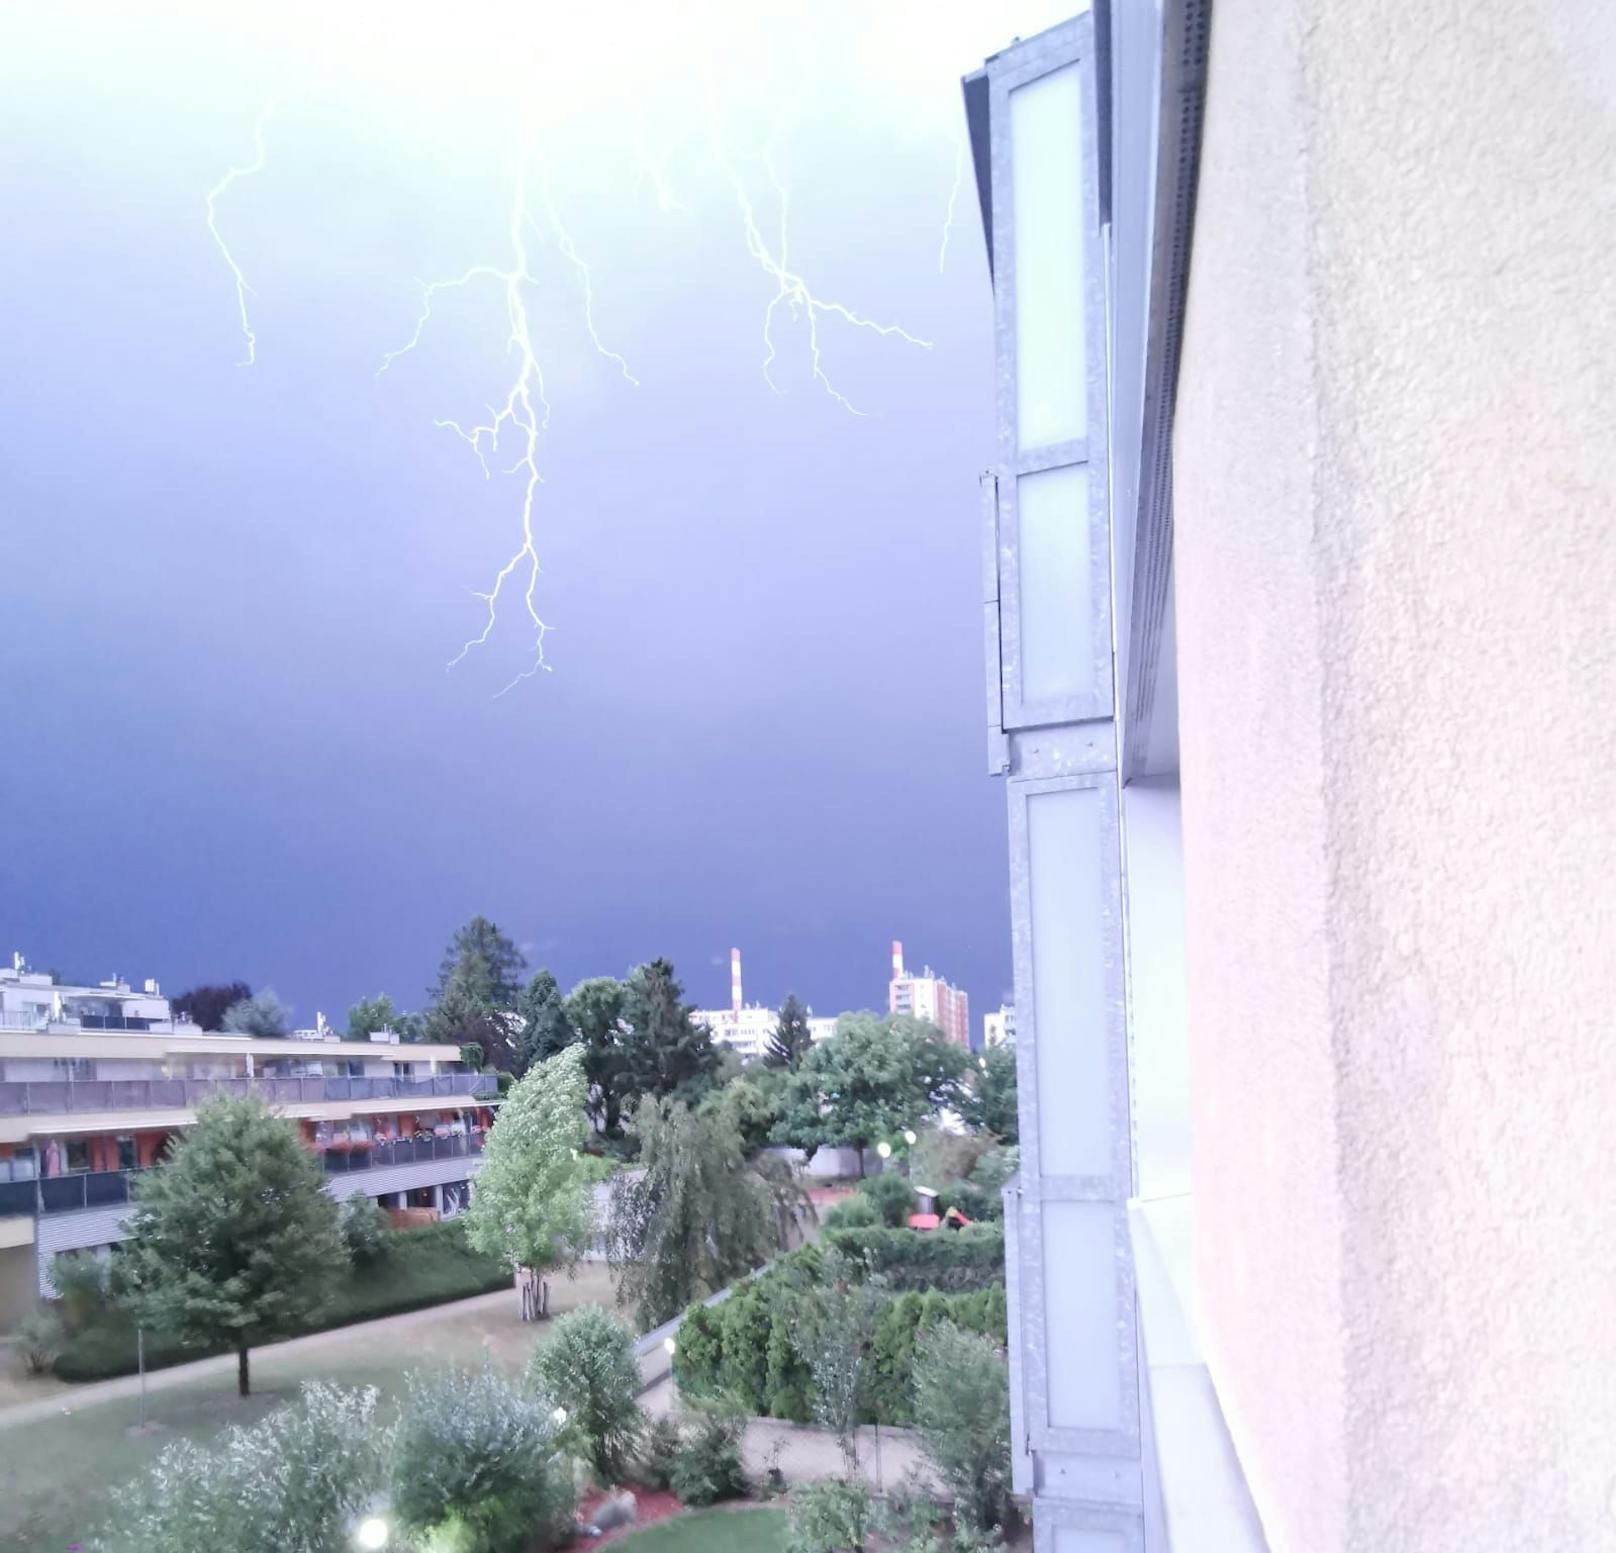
[888,940,970,1047]
[982,1005,1015,1049]
[691,948,839,1061]
[0,954,497,1327]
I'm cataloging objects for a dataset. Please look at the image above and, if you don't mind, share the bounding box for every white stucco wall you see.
[1173,3,1616,1551]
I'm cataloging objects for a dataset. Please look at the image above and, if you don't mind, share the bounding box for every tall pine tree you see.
[765,992,813,1070]
[620,958,719,1103]
[513,969,571,1077]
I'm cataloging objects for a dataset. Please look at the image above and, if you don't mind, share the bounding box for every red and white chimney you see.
[731,947,743,1014]
[891,940,905,981]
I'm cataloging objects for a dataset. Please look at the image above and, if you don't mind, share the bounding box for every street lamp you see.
[902,1129,916,1146]
[552,1406,569,1427]
[876,1140,892,1160]
[354,1515,389,1551]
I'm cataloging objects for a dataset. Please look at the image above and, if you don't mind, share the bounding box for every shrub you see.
[49,1250,108,1333]
[931,1181,1001,1223]
[788,1476,875,1553]
[910,1128,994,1194]
[96,1381,382,1553]
[17,1307,66,1375]
[670,1400,748,1505]
[339,1193,390,1266]
[764,1298,815,1422]
[856,1172,917,1227]
[965,1146,1019,1194]
[528,1304,642,1485]
[820,1195,879,1231]
[390,1367,574,1553]
[821,1224,1005,1293]
[638,1411,683,1491]
[911,1324,1013,1535]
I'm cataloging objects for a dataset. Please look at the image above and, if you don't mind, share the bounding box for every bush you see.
[910,1129,995,1194]
[965,1146,1019,1194]
[96,1381,381,1553]
[670,1400,748,1505]
[788,1476,875,1553]
[391,1367,574,1553]
[17,1307,65,1375]
[528,1304,642,1485]
[820,1196,879,1231]
[339,1193,390,1265]
[930,1181,1001,1223]
[821,1224,1005,1293]
[638,1411,683,1491]
[856,1172,917,1227]
[55,1219,509,1380]
[49,1250,109,1333]
[912,1324,1014,1535]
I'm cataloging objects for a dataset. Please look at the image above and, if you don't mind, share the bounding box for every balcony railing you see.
[0,1012,50,1032]
[0,1132,487,1217]
[0,1071,499,1117]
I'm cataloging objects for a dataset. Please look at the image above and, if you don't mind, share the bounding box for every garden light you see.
[354,1515,389,1550]
[663,1336,677,1355]
[903,1129,916,1146]
[552,1406,568,1427]
[876,1140,892,1159]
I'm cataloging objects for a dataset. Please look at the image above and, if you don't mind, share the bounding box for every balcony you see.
[0,1131,488,1217]
[0,1070,499,1117]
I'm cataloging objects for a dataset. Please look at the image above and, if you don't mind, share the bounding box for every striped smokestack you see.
[891,939,905,981]
[731,947,743,1014]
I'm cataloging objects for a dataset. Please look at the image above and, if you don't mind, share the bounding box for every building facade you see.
[887,940,970,1046]
[969,5,1614,1552]
[0,959,496,1326]
[982,1005,1015,1049]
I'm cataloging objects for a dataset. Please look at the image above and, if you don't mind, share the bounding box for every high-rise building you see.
[982,1005,1015,1049]
[887,940,969,1046]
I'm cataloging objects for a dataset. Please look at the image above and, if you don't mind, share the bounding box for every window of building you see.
[64,1138,90,1173]
[116,1135,137,1172]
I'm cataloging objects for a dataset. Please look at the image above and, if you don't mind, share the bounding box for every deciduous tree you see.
[565,976,629,1133]
[220,988,291,1037]
[120,1097,345,1395]
[170,981,251,1032]
[956,1043,1019,1142]
[345,992,403,1042]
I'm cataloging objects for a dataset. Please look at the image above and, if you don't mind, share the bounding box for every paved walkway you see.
[639,1373,935,1494]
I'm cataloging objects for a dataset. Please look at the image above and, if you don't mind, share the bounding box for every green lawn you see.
[613,1509,789,1553]
[0,1261,618,1553]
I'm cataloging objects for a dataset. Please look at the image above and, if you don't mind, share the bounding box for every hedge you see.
[672,1260,1007,1427]
[819,1223,1005,1292]
[55,1220,510,1381]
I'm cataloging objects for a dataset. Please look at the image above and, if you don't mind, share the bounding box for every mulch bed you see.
[574,1485,683,1548]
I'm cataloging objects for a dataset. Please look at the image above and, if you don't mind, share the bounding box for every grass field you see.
[0,1261,618,1553]
[612,1508,789,1552]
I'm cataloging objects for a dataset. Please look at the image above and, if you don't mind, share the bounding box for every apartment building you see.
[0,958,497,1326]
[691,947,838,1061]
[982,1005,1015,1049]
[888,940,970,1047]
[968,6,1612,1552]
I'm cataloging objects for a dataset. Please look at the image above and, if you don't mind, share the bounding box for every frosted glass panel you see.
[1053,1530,1129,1553]
[1011,64,1087,451]
[1043,1201,1122,1430]
[1018,463,1090,704]
[1027,785,1111,1177]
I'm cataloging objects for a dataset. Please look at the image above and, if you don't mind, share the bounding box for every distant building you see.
[0,952,496,1329]
[888,941,969,1047]
[982,1005,1015,1049]
[692,948,779,1063]
[806,1015,838,1045]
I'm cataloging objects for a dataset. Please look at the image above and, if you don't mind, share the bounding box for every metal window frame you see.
[989,15,1114,733]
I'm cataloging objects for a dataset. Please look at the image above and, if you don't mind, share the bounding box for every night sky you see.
[1,2,1071,1032]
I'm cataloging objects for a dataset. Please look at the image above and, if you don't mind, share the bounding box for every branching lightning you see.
[377,153,636,695]
[718,132,932,416]
[205,105,272,366]
[939,136,964,274]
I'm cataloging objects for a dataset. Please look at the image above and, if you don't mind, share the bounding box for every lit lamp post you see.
[353,1514,389,1550]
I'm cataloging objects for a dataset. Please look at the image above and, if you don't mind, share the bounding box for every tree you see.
[565,977,629,1133]
[120,1097,345,1395]
[425,916,526,1069]
[620,958,719,1104]
[170,981,250,1032]
[462,1045,591,1319]
[912,1323,1014,1535]
[608,1094,808,1330]
[345,992,404,1042]
[956,1043,1019,1142]
[773,1013,967,1174]
[787,1248,889,1473]
[765,992,814,1070]
[527,1304,643,1484]
[221,988,291,1037]
[514,968,570,1078]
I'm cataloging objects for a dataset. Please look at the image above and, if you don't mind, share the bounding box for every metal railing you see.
[0,1071,499,1116]
[0,1132,488,1217]
[0,1012,50,1032]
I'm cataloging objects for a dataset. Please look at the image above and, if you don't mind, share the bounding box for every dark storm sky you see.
[0,3,1069,1032]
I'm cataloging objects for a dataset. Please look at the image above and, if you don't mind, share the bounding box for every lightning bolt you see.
[717,129,933,416]
[205,105,272,366]
[377,151,636,694]
[939,136,964,275]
